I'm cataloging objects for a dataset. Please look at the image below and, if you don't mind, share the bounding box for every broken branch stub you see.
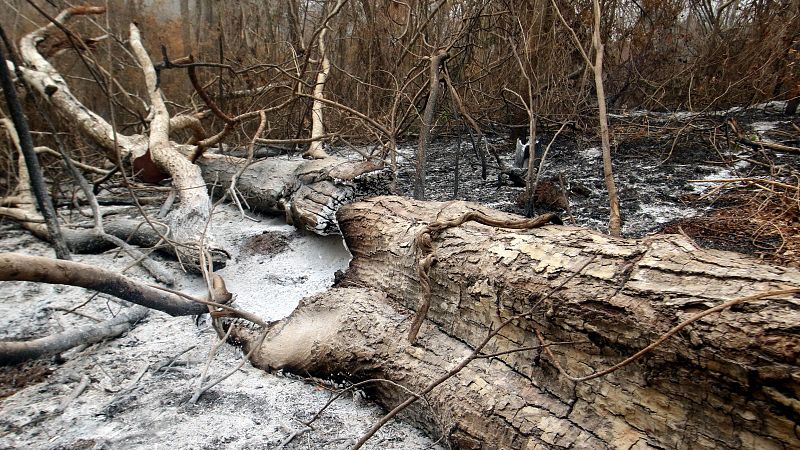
[197,155,391,235]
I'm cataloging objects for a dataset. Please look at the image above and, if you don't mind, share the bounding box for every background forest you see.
[1,0,797,164]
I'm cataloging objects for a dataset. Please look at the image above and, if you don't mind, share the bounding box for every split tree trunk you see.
[14,7,145,158]
[237,196,800,449]
[9,7,221,265]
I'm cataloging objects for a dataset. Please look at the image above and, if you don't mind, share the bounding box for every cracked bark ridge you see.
[240,196,800,449]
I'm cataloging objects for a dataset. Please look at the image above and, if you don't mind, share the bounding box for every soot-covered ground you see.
[392,104,799,251]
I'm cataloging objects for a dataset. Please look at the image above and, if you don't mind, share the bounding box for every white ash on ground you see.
[0,204,438,449]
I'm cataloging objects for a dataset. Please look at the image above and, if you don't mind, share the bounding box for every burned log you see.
[197,155,390,235]
[0,305,149,366]
[236,196,800,449]
[238,287,607,448]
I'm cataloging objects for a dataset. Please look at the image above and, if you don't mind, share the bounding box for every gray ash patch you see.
[0,204,435,450]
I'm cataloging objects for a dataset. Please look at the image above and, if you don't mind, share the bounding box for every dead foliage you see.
[667,178,800,267]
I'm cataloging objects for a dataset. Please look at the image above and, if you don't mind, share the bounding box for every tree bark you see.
[238,287,611,449]
[305,28,332,159]
[591,0,622,236]
[129,24,215,258]
[237,196,800,449]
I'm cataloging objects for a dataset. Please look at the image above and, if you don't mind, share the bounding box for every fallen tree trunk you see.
[17,217,166,255]
[237,196,800,449]
[197,155,390,235]
[239,287,608,448]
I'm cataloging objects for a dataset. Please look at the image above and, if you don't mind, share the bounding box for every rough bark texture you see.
[240,196,800,449]
[239,287,607,448]
[197,155,390,234]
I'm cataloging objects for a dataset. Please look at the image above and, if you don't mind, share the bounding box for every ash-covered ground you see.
[0,205,437,450]
[393,102,799,240]
[1,103,796,449]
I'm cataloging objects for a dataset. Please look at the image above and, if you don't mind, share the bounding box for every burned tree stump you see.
[198,155,390,234]
[236,196,800,449]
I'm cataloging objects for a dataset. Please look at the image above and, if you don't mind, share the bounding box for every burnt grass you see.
[392,109,800,261]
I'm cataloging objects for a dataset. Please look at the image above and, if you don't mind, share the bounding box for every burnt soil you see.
[393,106,799,265]
[241,230,295,256]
